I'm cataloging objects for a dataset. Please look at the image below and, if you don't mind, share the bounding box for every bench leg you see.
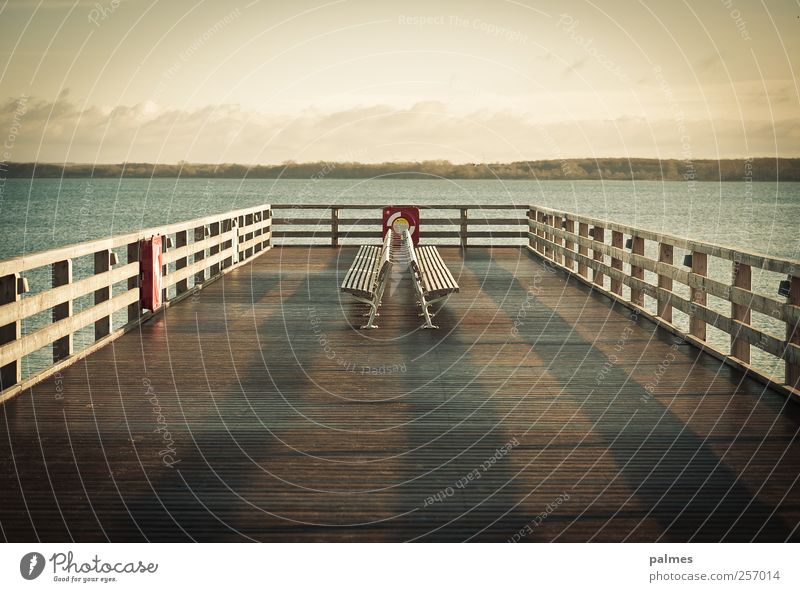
[417,294,439,330]
[351,295,379,329]
[420,304,438,329]
[354,272,391,329]
[409,273,439,329]
[420,295,453,329]
[361,302,379,329]
[364,268,395,328]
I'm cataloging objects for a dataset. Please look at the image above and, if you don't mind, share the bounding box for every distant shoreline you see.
[2,158,799,182]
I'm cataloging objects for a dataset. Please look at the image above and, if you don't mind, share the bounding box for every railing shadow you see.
[463,248,798,541]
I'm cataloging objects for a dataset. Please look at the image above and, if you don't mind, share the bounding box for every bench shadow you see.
[103,248,530,541]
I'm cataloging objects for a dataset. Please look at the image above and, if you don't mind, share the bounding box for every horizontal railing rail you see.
[527,205,800,398]
[271,204,529,248]
[0,204,272,402]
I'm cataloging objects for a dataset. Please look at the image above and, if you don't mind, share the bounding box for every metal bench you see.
[402,230,459,329]
[340,231,393,329]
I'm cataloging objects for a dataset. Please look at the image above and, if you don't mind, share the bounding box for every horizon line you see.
[5,156,800,167]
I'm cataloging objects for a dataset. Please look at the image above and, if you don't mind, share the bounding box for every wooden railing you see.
[271,204,529,247]
[527,205,800,398]
[4,199,795,402]
[0,204,272,402]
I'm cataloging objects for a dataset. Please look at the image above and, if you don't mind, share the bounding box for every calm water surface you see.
[1,178,798,259]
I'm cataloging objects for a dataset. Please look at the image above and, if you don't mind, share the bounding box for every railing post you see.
[94,250,111,340]
[689,251,707,340]
[194,225,206,284]
[332,207,339,248]
[52,260,73,361]
[592,226,605,287]
[237,215,245,262]
[221,220,233,269]
[787,276,800,390]
[161,239,169,304]
[553,215,563,265]
[610,230,623,295]
[209,222,220,276]
[657,243,673,323]
[731,259,751,363]
[127,241,140,323]
[175,230,188,295]
[0,273,21,391]
[536,211,545,254]
[630,236,644,306]
[460,208,468,249]
[527,208,535,251]
[253,212,260,249]
[543,215,552,259]
[564,219,575,271]
[244,213,254,259]
[263,208,272,249]
[578,223,589,278]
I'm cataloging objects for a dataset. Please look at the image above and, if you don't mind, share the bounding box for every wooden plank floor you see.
[1,246,799,542]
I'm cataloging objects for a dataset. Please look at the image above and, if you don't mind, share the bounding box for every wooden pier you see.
[1,204,799,541]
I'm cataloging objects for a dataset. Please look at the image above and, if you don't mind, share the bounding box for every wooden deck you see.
[1,246,799,542]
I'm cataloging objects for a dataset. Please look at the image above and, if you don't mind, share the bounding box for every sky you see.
[0,0,798,163]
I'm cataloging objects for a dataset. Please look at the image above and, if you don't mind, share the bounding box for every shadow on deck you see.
[1,247,799,542]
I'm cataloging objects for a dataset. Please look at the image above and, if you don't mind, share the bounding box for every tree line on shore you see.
[3,158,799,181]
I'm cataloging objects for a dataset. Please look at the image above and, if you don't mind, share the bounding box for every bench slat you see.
[341,246,371,288]
[341,246,370,289]
[357,247,380,292]
[341,245,380,297]
[431,253,458,292]
[417,245,458,298]
[340,232,393,301]
[418,247,436,294]
[420,247,444,290]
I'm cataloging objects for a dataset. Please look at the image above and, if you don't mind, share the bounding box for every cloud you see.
[693,52,724,73]
[561,56,590,77]
[1,95,797,164]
